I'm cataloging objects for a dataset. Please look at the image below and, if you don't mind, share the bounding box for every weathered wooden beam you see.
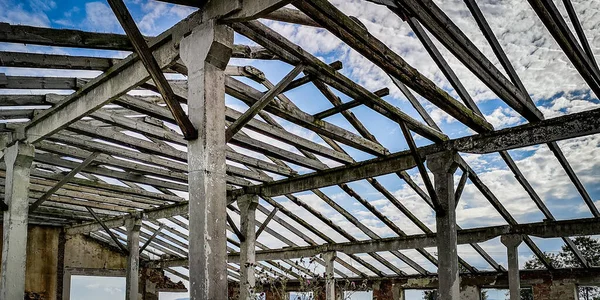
[312,88,389,119]
[232,21,450,142]
[0,22,135,50]
[0,51,118,71]
[139,224,165,254]
[0,75,78,90]
[226,75,391,155]
[0,95,48,106]
[107,0,197,140]
[526,0,600,96]
[255,207,278,239]
[21,10,204,144]
[294,0,494,133]
[225,64,304,141]
[86,207,129,254]
[29,151,100,212]
[281,61,342,93]
[263,7,320,27]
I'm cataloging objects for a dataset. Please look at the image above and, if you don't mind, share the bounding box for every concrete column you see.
[459,285,481,300]
[323,251,336,300]
[125,217,142,300]
[392,284,405,300]
[427,151,460,300]
[180,20,233,300]
[239,194,259,300]
[0,141,34,300]
[501,234,523,300]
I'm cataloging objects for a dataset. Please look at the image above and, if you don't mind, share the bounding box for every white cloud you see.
[82,2,121,33]
[0,0,51,27]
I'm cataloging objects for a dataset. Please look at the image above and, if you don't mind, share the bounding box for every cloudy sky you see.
[1,0,599,299]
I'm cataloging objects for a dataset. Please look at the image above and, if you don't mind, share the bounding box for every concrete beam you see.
[239,107,600,197]
[144,217,600,267]
[0,142,35,300]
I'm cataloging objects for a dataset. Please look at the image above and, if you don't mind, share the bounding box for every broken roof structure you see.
[0,0,599,299]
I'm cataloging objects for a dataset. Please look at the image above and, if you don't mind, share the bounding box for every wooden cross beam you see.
[107,0,197,140]
[225,64,304,141]
[29,151,101,212]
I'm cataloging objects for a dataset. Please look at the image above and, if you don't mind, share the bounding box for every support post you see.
[180,20,233,300]
[126,217,142,300]
[0,141,34,300]
[392,284,405,300]
[501,234,523,300]
[426,151,460,299]
[239,194,259,300]
[323,251,336,300]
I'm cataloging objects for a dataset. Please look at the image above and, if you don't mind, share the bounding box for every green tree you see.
[521,236,600,300]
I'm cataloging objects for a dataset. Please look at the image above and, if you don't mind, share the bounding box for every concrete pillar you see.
[459,285,481,300]
[180,20,233,300]
[0,141,34,300]
[239,194,259,300]
[125,217,142,300]
[392,284,405,300]
[323,251,336,300]
[427,151,460,300]
[501,235,523,300]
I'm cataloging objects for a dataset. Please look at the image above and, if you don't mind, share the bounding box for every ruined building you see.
[0,0,599,299]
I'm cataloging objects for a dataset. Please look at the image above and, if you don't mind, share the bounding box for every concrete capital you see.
[180,20,233,71]
[323,251,337,262]
[4,141,35,168]
[238,194,259,212]
[501,234,523,248]
[426,150,459,175]
[125,217,142,232]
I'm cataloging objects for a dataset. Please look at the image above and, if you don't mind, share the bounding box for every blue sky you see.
[1,0,599,299]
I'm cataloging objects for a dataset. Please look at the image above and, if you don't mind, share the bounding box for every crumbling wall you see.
[63,233,126,269]
[0,225,60,299]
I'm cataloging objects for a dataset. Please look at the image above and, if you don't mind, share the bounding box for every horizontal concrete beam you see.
[144,217,600,267]
[241,107,600,197]
[275,268,600,290]
[65,202,188,235]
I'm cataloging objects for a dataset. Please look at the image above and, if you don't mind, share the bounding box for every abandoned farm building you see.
[0,0,599,299]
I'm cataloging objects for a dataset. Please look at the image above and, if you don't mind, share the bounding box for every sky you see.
[1,0,599,300]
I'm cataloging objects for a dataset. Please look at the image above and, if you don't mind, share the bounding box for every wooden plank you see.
[107,0,197,140]
[294,0,494,133]
[29,151,100,212]
[231,21,450,142]
[225,64,304,141]
[0,22,135,50]
[22,10,204,144]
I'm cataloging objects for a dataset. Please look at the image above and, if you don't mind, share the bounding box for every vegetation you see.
[521,236,600,300]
